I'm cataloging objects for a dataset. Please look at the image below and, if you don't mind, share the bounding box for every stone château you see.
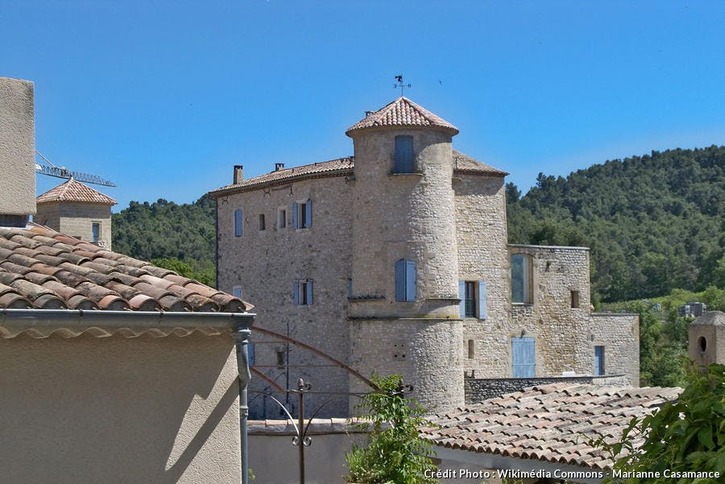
[210,97,639,418]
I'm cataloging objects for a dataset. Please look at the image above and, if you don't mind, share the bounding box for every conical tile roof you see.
[37,178,116,205]
[346,97,459,136]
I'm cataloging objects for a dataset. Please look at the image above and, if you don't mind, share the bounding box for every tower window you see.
[259,214,266,231]
[393,135,414,173]
[277,207,287,229]
[395,259,416,302]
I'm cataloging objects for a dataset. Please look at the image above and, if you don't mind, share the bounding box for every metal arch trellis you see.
[251,325,380,392]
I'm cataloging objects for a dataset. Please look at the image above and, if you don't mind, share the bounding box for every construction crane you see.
[35,150,116,187]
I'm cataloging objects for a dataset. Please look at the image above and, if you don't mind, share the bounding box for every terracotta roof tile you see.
[422,383,682,470]
[36,178,117,205]
[345,97,459,135]
[0,224,252,314]
[210,150,506,197]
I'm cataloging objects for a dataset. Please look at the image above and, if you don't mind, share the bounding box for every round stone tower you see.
[346,97,464,412]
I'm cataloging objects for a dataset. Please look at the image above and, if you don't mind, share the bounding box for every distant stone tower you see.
[346,97,464,412]
[689,311,725,367]
[36,178,116,249]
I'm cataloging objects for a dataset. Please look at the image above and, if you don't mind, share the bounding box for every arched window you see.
[395,259,416,302]
[511,254,533,304]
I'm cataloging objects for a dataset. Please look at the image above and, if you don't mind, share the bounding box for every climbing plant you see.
[345,374,437,484]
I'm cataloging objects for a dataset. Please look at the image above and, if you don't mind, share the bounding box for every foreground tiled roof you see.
[210,151,505,196]
[0,224,251,315]
[421,383,681,470]
[36,178,116,205]
[346,97,459,135]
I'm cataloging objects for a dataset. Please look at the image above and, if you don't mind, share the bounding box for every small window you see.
[294,279,313,306]
[277,208,287,229]
[232,286,242,299]
[594,345,605,375]
[259,214,266,231]
[467,339,475,359]
[91,222,101,243]
[292,199,312,229]
[395,259,416,302]
[234,209,244,237]
[393,135,415,173]
[459,280,487,319]
[276,348,286,369]
[571,290,580,308]
[511,254,533,304]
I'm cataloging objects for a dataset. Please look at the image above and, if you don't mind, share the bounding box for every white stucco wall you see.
[0,332,241,483]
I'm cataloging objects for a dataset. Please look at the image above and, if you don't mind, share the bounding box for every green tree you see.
[345,374,437,484]
[600,364,725,483]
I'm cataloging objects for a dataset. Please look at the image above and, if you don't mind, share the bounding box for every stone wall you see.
[349,317,465,414]
[590,313,640,385]
[508,245,594,376]
[35,202,113,249]
[464,375,631,403]
[454,173,510,377]
[216,173,354,418]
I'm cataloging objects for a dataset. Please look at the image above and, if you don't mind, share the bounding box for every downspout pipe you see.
[233,325,252,484]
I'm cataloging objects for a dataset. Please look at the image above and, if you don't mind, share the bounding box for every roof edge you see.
[0,308,255,339]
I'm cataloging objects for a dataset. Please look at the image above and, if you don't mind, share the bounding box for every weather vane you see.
[394,75,411,96]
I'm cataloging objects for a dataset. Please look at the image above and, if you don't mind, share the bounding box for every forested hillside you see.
[111,147,724,302]
[507,146,724,303]
[112,194,216,285]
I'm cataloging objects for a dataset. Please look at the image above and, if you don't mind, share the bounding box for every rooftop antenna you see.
[394,75,411,96]
[34,150,116,187]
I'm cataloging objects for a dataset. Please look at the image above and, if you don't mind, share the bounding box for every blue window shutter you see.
[594,346,605,375]
[292,202,299,229]
[478,280,487,319]
[459,280,466,318]
[234,209,243,237]
[394,135,414,172]
[406,260,416,301]
[306,280,313,305]
[395,260,406,302]
[512,337,535,377]
[305,199,312,228]
[293,280,300,305]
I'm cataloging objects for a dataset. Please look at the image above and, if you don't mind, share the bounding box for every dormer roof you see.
[346,97,459,136]
[37,178,116,206]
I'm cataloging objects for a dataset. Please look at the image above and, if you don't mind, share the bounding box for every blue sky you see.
[2,0,725,211]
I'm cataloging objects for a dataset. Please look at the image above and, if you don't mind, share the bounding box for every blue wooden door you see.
[512,337,535,378]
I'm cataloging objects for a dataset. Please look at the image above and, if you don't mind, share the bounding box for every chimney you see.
[0,77,36,227]
[233,165,244,184]
[275,163,285,171]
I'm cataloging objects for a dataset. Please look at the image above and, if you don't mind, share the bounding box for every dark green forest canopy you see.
[112,194,216,285]
[507,146,724,302]
[112,147,724,302]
